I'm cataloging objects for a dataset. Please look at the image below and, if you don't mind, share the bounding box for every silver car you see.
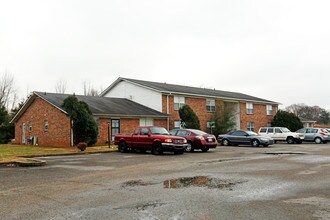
[218,130,274,147]
[295,128,330,144]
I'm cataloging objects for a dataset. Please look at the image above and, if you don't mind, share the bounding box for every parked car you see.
[295,128,330,144]
[218,130,274,147]
[169,129,217,152]
[258,127,304,144]
[114,126,188,155]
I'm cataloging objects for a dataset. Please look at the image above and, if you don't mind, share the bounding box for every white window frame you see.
[246,102,254,114]
[206,99,216,112]
[266,105,273,115]
[247,122,255,131]
[174,96,185,110]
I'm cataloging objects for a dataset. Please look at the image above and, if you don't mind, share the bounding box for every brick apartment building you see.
[101,77,279,133]
[11,77,279,147]
[11,91,168,147]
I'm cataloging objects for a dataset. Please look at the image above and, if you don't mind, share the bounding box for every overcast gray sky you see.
[1,0,330,109]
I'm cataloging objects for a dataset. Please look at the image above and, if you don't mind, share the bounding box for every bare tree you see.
[83,81,99,96]
[0,72,16,109]
[55,80,67,94]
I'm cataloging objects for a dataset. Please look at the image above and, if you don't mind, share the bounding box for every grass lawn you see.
[0,144,117,163]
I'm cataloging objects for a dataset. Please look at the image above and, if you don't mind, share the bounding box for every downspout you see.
[70,119,74,147]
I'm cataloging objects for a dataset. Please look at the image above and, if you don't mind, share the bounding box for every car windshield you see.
[150,127,169,135]
[281,128,291,133]
[245,131,258,136]
[189,129,207,135]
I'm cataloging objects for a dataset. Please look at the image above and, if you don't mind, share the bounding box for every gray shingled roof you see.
[102,77,279,104]
[35,92,167,117]
[11,92,167,123]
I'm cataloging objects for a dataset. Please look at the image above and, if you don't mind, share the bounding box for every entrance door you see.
[22,123,26,144]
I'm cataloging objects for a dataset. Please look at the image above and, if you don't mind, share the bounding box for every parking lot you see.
[1,143,330,220]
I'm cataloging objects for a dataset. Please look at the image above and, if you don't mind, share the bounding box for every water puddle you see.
[121,179,157,188]
[264,152,306,155]
[163,176,245,189]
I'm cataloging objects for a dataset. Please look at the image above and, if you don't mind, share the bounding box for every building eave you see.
[102,77,280,105]
[93,113,169,118]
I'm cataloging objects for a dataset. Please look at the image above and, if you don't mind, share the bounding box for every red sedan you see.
[169,129,217,152]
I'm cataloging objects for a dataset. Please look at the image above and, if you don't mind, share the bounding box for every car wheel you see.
[185,142,194,152]
[315,137,322,144]
[295,139,302,144]
[222,139,230,146]
[153,142,163,155]
[251,139,260,147]
[201,147,209,152]
[286,137,294,144]
[118,141,127,153]
[263,144,269,147]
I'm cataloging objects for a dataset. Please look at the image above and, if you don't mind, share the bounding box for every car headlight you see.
[164,139,172,143]
[261,138,268,141]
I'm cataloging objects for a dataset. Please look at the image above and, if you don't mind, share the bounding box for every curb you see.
[0,148,118,168]
[0,158,46,167]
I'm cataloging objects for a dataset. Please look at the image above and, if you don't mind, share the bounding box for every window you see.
[174,121,181,129]
[232,130,246,136]
[177,130,190,136]
[133,128,140,135]
[266,105,273,115]
[275,128,282,133]
[247,122,254,131]
[28,122,33,133]
[44,120,49,131]
[259,128,267,133]
[268,128,274,133]
[141,128,149,135]
[111,119,120,141]
[140,118,154,126]
[246,102,254,114]
[267,122,272,127]
[206,99,216,112]
[174,96,185,110]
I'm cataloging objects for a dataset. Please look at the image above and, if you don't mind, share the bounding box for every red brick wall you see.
[119,118,168,134]
[97,118,109,145]
[14,97,169,147]
[162,95,214,131]
[14,97,71,147]
[240,102,276,131]
[162,94,277,132]
[88,117,169,145]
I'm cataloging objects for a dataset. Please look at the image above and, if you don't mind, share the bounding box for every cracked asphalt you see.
[1,143,330,220]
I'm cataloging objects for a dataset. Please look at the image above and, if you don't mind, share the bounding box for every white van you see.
[258,127,304,144]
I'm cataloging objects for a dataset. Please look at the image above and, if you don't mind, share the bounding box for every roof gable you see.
[101,77,279,104]
[11,92,167,123]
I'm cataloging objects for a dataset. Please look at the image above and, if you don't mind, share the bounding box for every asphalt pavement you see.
[1,143,330,220]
